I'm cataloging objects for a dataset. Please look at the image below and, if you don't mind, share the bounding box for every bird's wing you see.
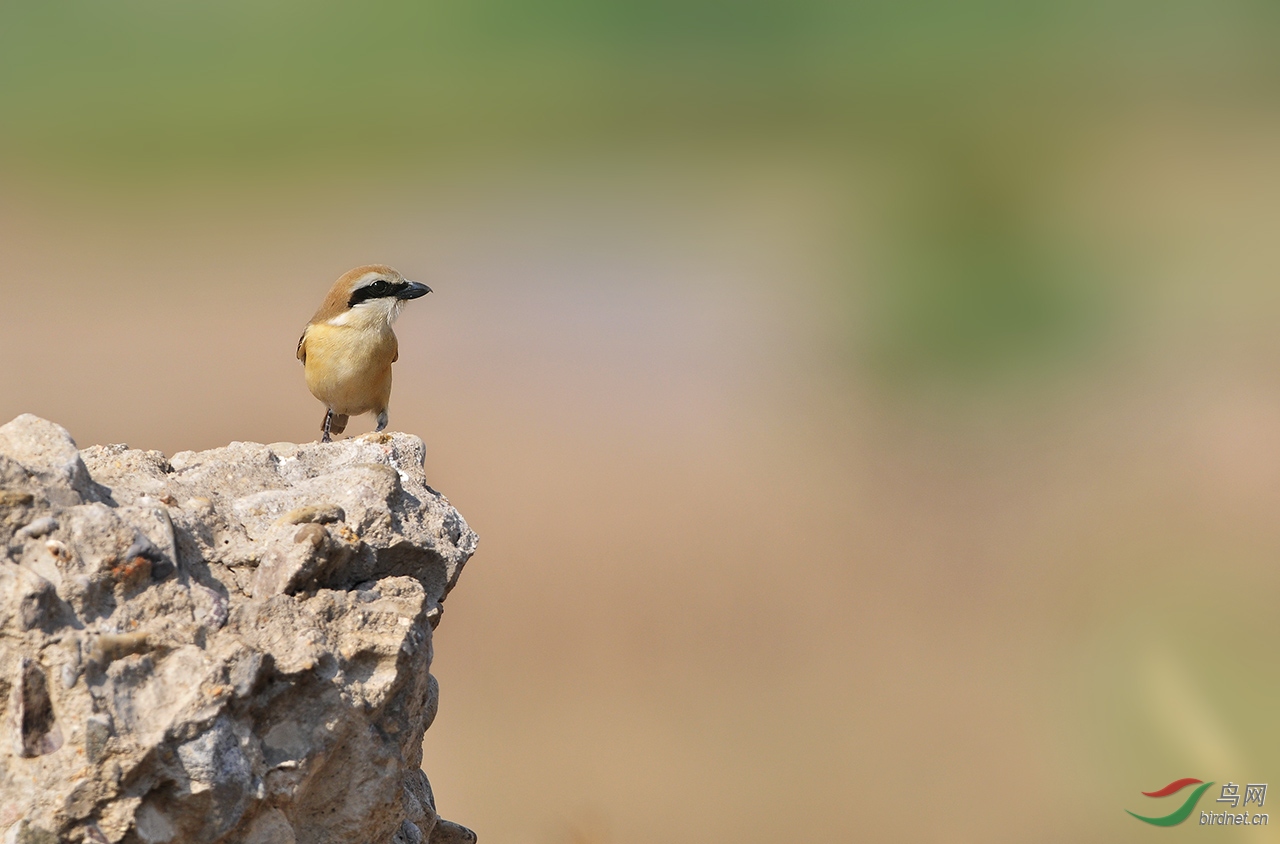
[391,334,399,363]
[296,327,308,363]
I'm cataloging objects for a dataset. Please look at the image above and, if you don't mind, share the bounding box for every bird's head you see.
[313,264,431,328]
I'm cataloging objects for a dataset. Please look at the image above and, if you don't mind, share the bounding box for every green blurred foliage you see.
[1,0,1275,383]
[868,210,1101,383]
[860,127,1109,385]
[2,0,1276,171]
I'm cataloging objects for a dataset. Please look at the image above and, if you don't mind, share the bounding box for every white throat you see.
[327,297,404,329]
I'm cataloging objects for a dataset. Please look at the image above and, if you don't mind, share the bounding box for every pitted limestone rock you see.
[0,415,477,844]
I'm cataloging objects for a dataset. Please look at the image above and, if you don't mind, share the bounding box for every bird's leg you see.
[375,411,388,433]
[322,409,334,443]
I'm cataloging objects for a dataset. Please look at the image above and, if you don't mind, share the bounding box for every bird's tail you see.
[330,414,350,435]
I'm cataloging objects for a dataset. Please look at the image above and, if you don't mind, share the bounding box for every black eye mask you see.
[347,279,400,308]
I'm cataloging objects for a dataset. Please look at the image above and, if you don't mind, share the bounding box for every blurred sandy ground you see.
[4,3,1280,842]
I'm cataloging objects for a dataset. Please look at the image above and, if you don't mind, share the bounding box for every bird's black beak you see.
[398,281,431,300]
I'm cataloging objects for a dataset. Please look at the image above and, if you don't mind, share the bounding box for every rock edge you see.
[0,414,477,844]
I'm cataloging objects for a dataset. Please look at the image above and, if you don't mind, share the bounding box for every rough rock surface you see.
[0,415,478,844]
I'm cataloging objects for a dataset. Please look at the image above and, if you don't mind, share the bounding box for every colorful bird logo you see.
[1127,778,1214,826]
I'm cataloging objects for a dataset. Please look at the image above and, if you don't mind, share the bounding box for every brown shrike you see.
[296,265,430,442]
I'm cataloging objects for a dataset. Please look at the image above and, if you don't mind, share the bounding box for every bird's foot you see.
[322,409,335,443]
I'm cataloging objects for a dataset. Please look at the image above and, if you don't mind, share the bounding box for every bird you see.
[296,264,431,442]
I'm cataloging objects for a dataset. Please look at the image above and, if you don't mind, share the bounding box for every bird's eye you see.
[347,278,396,308]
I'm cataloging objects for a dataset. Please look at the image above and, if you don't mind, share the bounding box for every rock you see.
[429,820,478,844]
[9,657,63,757]
[14,518,57,541]
[0,416,478,843]
[0,416,103,508]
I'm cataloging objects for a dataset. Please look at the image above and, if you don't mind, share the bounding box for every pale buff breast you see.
[301,322,397,416]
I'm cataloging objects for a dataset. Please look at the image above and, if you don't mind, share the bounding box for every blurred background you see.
[3,1,1280,841]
